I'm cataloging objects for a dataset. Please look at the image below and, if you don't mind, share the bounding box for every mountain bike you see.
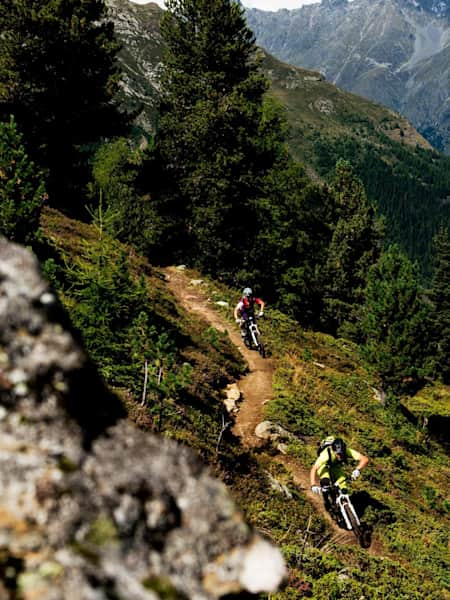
[321,483,371,548]
[242,314,266,357]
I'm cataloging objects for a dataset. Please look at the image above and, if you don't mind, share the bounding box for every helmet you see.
[242,287,252,297]
[332,438,347,460]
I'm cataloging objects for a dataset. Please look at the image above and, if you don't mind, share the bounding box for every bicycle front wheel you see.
[254,333,266,357]
[258,340,266,358]
[343,503,369,547]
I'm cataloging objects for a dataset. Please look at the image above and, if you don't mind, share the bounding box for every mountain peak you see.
[322,0,348,6]
[402,0,450,17]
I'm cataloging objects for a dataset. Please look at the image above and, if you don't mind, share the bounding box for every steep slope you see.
[40,208,450,598]
[245,0,450,154]
[155,261,450,598]
[0,235,287,600]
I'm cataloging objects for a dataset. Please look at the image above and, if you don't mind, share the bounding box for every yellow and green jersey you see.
[315,446,362,487]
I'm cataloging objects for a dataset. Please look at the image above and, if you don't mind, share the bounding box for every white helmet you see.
[243,287,252,297]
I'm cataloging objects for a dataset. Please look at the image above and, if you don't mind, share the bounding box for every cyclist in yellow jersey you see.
[310,438,369,504]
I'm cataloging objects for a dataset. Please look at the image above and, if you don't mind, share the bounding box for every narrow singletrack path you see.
[163,266,273,448]
[163,267,384,554]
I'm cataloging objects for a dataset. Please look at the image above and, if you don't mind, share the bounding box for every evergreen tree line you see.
[314,132,450,277]
[0,0,449,395]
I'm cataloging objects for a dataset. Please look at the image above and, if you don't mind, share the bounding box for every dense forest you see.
[312,130,450,276]
[0,0,449,598]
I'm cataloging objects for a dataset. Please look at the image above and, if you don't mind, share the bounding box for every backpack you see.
[317,435,336,457]
[317,436,348,463]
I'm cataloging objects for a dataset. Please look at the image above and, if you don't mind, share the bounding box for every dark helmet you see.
[332,438,347,460]
[242,287,252,297]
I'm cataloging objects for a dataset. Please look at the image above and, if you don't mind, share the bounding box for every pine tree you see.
[428,227,450,383]
[88,138,156,254]
[0,0,127,212]
[65,205,146,385]
[321,159,384,336]
[64,205,192,410]
[360,245,431,393]
[267,170,334,326]
[0,116,45,245]
[154,0,290,278]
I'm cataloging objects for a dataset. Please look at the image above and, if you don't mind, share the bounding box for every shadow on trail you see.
[351,490,396,524]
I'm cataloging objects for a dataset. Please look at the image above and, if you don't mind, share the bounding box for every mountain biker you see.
[310,437,369,509]
[234,287,265,338]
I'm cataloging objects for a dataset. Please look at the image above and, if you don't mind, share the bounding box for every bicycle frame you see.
[321,483,360,530]
[242,315,266,357]
[247,316,261,347]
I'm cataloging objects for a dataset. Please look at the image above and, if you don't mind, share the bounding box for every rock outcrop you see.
[0,239,285,599]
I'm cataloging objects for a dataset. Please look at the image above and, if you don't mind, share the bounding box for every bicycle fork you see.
[249,324,260,347]
[336,494,361,530]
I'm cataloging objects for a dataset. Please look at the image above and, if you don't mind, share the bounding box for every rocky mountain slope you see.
[107,0,429,153]
[245,0,450,154]
[106,0,165,135]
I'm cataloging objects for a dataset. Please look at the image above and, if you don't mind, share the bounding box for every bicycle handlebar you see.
[320,483,346,494]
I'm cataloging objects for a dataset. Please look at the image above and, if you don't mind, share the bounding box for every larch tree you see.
[321,159,384,337]
[0,0,127,213]
[428,227,450,383]
[154,0,292,280]
[360,245,431,393]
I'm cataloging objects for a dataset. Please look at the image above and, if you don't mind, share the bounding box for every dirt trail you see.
[163,266,382,553]
[163,266,272,447]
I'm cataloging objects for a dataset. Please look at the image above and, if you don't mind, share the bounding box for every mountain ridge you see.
[245,0,450,153]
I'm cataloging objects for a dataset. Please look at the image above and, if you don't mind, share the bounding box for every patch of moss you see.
[404,383,450,418]
[143,576,188,599]
[86,515,118,547]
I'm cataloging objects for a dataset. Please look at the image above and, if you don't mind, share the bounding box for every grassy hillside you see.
[40,207,450,600]
[195,276,450,598]
[256,328,450,598]
[40,207,246,459]
[263,51,431,162]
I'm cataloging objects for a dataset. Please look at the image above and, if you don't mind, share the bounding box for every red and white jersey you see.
[237,296,262,313]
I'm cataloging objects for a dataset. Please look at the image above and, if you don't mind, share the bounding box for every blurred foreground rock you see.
[0,239,286,599]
